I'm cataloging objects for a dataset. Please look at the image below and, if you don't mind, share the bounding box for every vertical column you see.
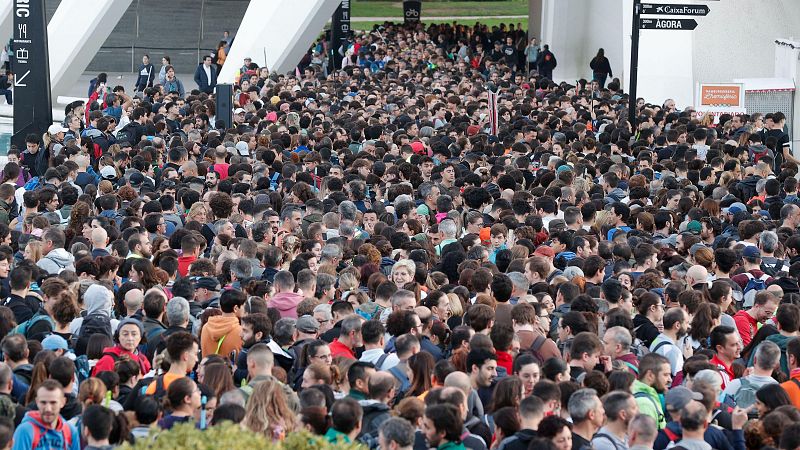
[330,1,351,72]
[528,0,543,41]
[47,0,132,100]
[11,0,52,149]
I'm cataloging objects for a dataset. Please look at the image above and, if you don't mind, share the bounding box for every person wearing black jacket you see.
[536,45,557,81]
[0,70,12,105]
[20,133,49,179]
[589,48,613,89]
[497,396,542,450]
[134,54,155,92]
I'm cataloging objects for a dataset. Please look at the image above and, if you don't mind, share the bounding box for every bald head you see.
[444,371,471,396]
[368,371,396,401]
[123,288,144,312]
[686,265,708,286]
[91,227,108,249]
[414,306,432,322]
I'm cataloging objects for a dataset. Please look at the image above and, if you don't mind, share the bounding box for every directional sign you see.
[641,3,710,16]
[640,18,698,30]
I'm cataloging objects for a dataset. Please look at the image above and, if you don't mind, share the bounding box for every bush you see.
[120,423,362,450]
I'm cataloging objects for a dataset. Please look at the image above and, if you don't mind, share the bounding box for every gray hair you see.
[214,219,231,233]
[439,219,457,238]
[391,289,416,306]
[316,273,336,292]
[759,230,779,254]
[338,201,358,221]
[0,362,11,386]
[166,297,190,327]
[339,221,355,238]
[756,178,767,194]
[322,212,340,229]
[466,245,488,261]
[273,318,296,346]
[418,182,435,199]
[693,369,722,390]
[507,272,529,293]
[605,326,632,348]
[313,303,332,320]
[219,389,246,407]
[230,259,253,279]
[568,388,600,422]
[602,391,633,422]
[391,259,417,277]
[341,314,364,336]
[321,243,343,261]
[754,340,781,371]
[379,417,416,447]
[629,414,657,442]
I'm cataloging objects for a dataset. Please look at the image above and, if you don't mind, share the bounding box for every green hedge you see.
[120,423,362,450]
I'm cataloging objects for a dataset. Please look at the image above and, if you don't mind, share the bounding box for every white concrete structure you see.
[47,0,133,99]
[0,1,11,54]
[219,0,340,83]
[530,0,800,110]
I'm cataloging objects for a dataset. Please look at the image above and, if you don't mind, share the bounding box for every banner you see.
[403,1,422,23]
[12,0,53,150]
[330,0,351,71]
[697,83,744,107]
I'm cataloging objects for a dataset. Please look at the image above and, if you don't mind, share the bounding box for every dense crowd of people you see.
[1,18,800,450]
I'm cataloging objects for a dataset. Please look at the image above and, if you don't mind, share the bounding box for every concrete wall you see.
[534,0,800,109]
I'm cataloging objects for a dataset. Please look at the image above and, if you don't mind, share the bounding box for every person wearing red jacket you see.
[91,318,151,377]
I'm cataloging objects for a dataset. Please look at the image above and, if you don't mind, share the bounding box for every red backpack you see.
[31,419,73,450]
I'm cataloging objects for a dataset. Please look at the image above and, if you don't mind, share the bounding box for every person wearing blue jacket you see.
[12,380,79,450]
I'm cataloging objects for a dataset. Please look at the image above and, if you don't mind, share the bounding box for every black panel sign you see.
[641,4,710,16]
[12,0,53,150]
[403,1,422,23]
[639,18,698,30]
[330,0,351,71]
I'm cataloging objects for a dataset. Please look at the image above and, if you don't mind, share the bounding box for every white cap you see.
[234,107,246,115]
[235,141,250,156]
[48,124,68,134]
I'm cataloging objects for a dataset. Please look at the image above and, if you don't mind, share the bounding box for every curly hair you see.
[209,192,234,219]
[357,243,382,265]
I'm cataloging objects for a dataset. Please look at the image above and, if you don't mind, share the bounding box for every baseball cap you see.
[234,108,246,115]
[743,246,761,259]
[235,141,250,156]
[686,220,702,235]
[42,335,69,351]
[100,166,116,179]
[665,386,703,410]
[534,246,555,258]
[196,277,221,291]
[296,315,320,334]
[48,124,68,134]
[129,172,145,187]
[724,202,747,215]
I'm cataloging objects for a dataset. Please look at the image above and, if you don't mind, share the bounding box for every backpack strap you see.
[623,361,639,374]
[662,426,680,442]
[593,433,621,450]
[375,352,389,370]
[634,391,663,422]
[531,335,546,352]
[651,339,674,354]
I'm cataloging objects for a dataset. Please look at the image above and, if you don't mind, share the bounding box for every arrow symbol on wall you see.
[13,70,30,87]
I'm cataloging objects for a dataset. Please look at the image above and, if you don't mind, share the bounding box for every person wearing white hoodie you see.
[37,228,75,275]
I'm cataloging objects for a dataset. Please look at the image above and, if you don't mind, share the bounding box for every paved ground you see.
[350,15,527,21]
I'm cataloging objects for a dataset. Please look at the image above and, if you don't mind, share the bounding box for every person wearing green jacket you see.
[631,353,672,429]
[422,404,467,450]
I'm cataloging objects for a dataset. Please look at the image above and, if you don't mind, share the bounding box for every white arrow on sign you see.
[14,70,30,87]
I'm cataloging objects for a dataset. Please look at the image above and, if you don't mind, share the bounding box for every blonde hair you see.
[25,240,44,263]
[242,379,297,438]
[78,377,108,406]
[187,202,207,221]
[447,293,463,317]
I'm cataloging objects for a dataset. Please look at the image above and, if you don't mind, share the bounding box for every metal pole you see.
[628,0,641,127]
[199,0,205,65]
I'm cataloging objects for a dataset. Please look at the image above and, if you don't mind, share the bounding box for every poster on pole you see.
[330,1,351,71]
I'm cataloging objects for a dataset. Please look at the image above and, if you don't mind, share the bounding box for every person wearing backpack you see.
[759,231,788,276]
[591,391,637,450]
[752,303,800,375]
[650,308,689,377]
[603,327,640,375]
[511,303,560,365]
[36,228,75,276]
[733,290,778,347]
[732,246,774,311]
[3,265,38,324]
[725,340,780,409]
[70,284,119,357]
[11,380,79,450]
[91,318,151,377]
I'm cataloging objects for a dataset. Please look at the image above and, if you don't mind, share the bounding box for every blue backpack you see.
[23,176,41,191]
[742,272,770,308]
[11,312,53,338]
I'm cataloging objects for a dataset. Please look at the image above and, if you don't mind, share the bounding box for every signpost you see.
[330,0,352,71]
[641,4,709,16]
[639,18,698,30]
[11,0,52,150]
[628,1,710,126]
[403,1,422,23]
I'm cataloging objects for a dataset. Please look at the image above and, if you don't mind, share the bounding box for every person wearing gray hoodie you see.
[36,228,75,275]
[69,284,120,336]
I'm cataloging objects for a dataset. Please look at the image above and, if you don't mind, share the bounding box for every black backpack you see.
[74,313,113,356]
